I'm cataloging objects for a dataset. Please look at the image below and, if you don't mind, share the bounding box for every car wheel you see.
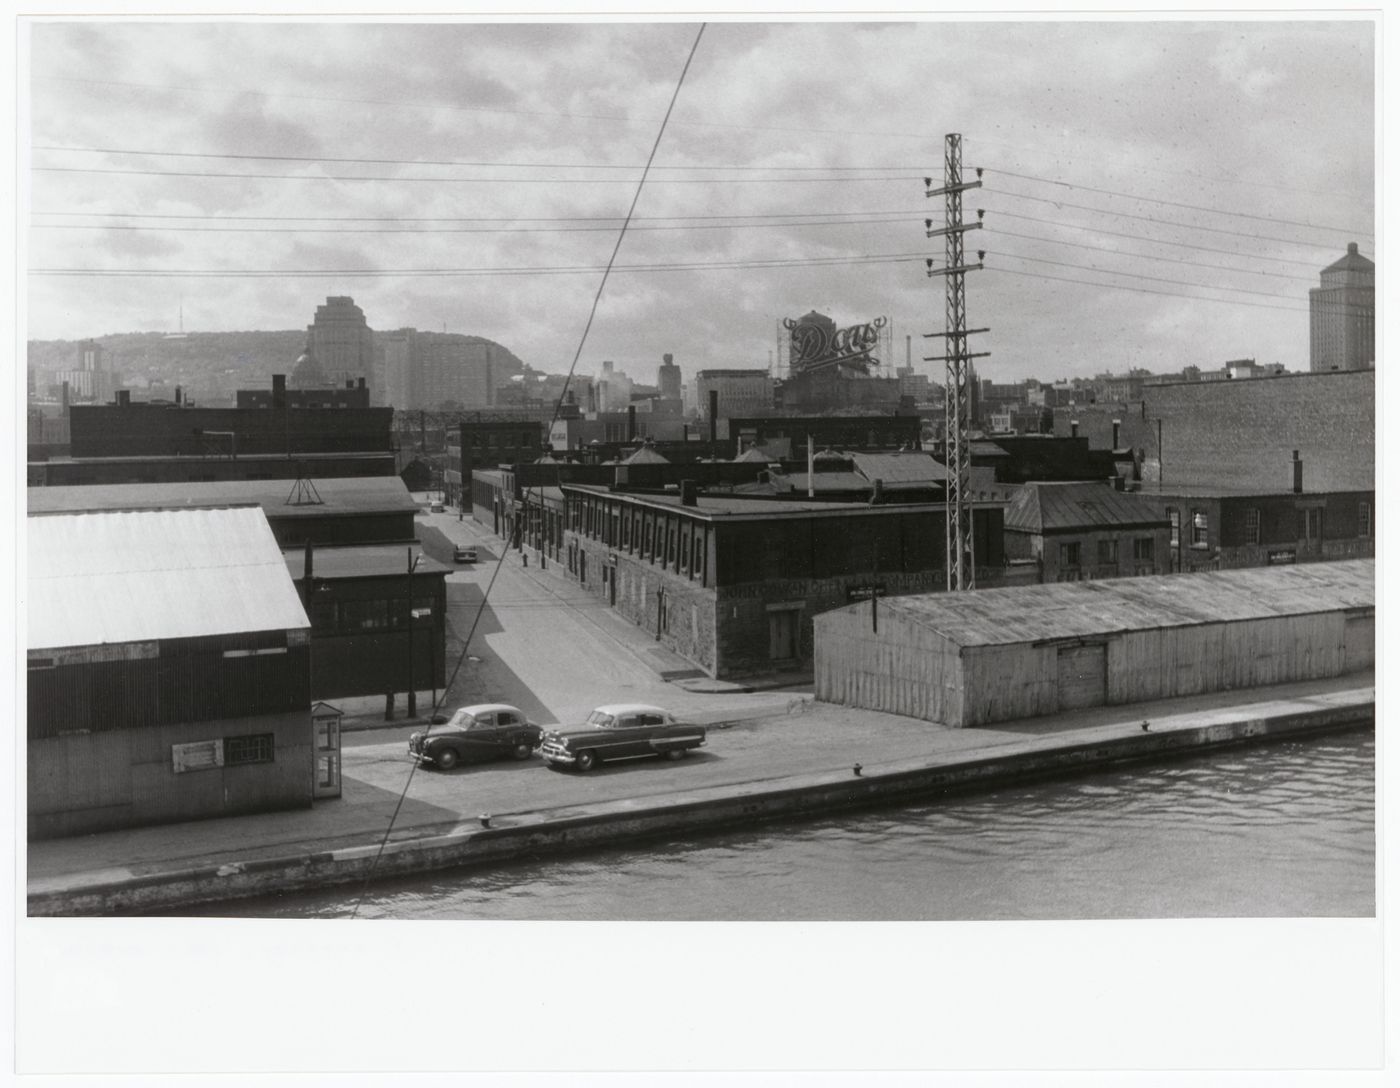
[511,740,534,761]
[435,747,459,771]
[665,749,686,761]
[575,749,598,772]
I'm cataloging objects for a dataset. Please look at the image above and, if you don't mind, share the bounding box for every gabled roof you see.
[734,445,779,463]
[851,451,949,487]
[28,506,310,650]
[620,445,670,465]
[1005,481,1169,533]
[844,559,1373,648]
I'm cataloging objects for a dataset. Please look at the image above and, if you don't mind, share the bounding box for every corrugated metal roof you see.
[1005,481,1169,533]
[854,560,1373,648]
[27,476,418,520]
[283,545,453,580]
[28,507,310,650]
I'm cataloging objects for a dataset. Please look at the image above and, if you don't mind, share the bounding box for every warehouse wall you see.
[28,708,313,839]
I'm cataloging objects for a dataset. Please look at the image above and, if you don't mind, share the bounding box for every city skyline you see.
[25,19,1374,383]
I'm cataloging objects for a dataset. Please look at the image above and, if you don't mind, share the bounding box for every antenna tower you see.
[924,133,990,591]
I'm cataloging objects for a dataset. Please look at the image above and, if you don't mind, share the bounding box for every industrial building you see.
[814,559,1374,728]
[27,507,320,839]
[28,478,447,704]
[1003,481,1171,582]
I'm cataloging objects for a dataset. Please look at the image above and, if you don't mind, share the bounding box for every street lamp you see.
[406,548,422,718]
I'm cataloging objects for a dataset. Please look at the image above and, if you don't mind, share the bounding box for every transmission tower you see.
[924,133,990,592]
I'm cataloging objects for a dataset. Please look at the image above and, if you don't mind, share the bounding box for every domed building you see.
[289,340,330,389]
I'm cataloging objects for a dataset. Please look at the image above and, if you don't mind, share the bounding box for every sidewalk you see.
[27,671,1373,914]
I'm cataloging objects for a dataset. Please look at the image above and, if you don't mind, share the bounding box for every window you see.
[1359,501,1371,538]
[1191,510,1209,548]
[1097,540,1118,565]
[1060,542,1081,568]
[1168,508,1180,547]
[224,733,274,766]
[1133,537,1154,561]
[1245,508,1261,546]
[339,599,389,633]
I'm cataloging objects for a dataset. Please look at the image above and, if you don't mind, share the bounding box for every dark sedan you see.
[540,703,706,772]
[409,704,542,770]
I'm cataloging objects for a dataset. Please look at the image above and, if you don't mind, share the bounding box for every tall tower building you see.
[1309,242,1375,372]
[657,352,682,400]
[308,296,379,398]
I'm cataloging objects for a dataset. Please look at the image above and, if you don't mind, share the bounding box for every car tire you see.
[435,747,460,771]
[511,740,534,761]
[664,749,686,761]
[575,749,598,772]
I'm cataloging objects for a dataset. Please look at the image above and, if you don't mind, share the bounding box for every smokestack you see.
[272,374,286,409]
[906,335,911,368]
[627,404,636,442]
[1070,419,1079,439]
[807,434,815,499]
[1292,450,1303,494]
[871,478,884,505]
[680,479,697,507]
[708,389,718,445]
[175,385,183,406]
[1111,418,1121,449]
[117,389,130,407]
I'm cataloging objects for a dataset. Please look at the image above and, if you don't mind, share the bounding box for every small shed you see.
[814,560,1373,727]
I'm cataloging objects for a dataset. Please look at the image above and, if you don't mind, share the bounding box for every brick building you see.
[695,370,773,420]
[1003,481,1171,582]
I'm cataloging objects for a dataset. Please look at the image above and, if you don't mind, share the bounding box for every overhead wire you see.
[348,21,709,917]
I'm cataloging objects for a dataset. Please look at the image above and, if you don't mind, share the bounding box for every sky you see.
[22,17,1376,386]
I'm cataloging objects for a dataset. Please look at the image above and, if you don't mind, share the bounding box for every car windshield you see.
[446,709,480,729]
[586,711,616,729]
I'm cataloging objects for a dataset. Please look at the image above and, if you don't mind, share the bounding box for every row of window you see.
[1060,538,1155,568]
[1166,502,1371,549]
[569,497,709,583]
[313,597,436,636]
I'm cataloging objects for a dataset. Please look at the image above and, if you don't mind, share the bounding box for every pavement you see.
[26,670,1374,903]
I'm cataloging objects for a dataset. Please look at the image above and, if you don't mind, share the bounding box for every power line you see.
[988,209,1331,270]
[989,247,1312,302]
[982,226,1315,284]
[30,215,917,236]
[34,165,923,185]
[984,167,1368,236]
[29,251,929,278]
[981,186,1366,252]
[32,143,933,174]
[988,261,1321,315]
[349,21,709,919]
[32,207,930,223]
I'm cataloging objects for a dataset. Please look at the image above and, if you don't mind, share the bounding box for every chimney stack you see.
[117,389,130,407]
[272,374,286,409]
[1292,450,1303,494]
[1112,418,1121,449]
[1070,419,1079,439]
[175,385,183,406]
[680,479,697,507]
[708,389,718,445]
[871,478,885,505]
[627,404,636,442]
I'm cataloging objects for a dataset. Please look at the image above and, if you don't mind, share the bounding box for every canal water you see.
[204,728,1375,920]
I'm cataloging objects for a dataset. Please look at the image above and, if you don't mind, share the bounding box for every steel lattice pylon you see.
[924,133,986,592]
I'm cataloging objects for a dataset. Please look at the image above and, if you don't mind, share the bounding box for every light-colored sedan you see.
[539,703,707,772]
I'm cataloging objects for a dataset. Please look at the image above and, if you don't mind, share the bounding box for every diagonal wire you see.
[349,22,708,919]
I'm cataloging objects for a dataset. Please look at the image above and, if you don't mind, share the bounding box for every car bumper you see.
[540,746,575,764]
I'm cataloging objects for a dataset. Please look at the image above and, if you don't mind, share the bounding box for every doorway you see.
[768,608,800,662]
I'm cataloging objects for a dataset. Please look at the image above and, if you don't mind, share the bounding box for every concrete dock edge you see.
[27,696,1373,916]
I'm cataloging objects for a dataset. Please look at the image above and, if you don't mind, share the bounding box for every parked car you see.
[540,703,706,772]
[409,704,542,770]
[453,544,478,563]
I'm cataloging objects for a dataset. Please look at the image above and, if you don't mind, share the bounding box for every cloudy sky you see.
[24,17,1374,385]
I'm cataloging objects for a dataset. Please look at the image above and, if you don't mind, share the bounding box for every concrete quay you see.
[26,671,1372,917]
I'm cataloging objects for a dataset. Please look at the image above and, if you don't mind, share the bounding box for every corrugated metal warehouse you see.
[27,506,316,839]
[814,560,1373,727]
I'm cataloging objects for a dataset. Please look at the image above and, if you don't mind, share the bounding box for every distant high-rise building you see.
[308,296,378,398]
[380,329,502,409]
[657,353,682,401]
[1310,242,1375,372]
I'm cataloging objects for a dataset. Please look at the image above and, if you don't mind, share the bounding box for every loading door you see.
[1057,644,1107,711]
